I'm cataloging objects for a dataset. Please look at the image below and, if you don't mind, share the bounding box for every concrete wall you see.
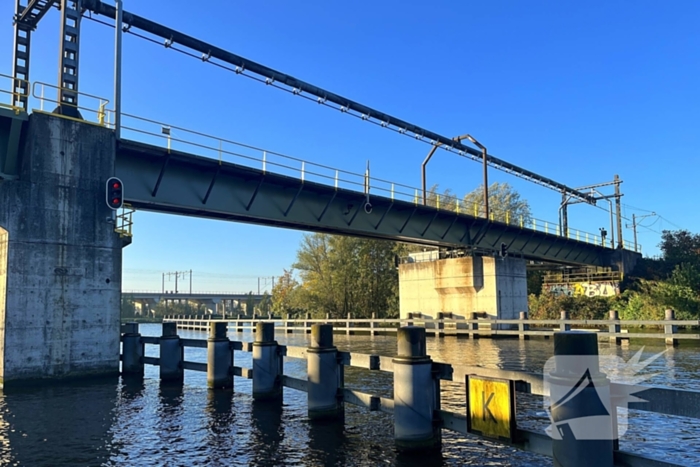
[0,113,122,385]
[398,256,527,320]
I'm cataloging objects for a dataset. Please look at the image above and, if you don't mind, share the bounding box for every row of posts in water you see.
[122,321,621,466]
[122,321,440,449]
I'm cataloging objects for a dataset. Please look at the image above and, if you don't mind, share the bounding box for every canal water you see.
[0,324,698,466]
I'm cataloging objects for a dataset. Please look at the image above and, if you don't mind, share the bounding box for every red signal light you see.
[106,177,124,210]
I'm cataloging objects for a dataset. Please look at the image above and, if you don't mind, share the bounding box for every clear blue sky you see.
[2,1,698,292]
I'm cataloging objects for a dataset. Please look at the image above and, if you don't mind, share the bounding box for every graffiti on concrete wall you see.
[544,281,620,297]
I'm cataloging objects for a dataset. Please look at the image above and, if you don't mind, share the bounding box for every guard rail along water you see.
[122,321,699,467]
[164,308,691,346]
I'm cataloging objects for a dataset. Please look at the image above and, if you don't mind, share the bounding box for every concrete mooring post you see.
[548,332,613,467]
[159,322,184,384]
[518,311,530,340]
[664,309,678,346]
[436,312,445,338]
[253,322,282,400]
[121,322,144,375]
[608,310,621,345]
[307,324,343,420]
[207,322,233,389]
[393,326,440,450]
[560,310,571,331]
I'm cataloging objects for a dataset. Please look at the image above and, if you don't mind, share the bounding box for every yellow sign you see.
[466,375,516,441]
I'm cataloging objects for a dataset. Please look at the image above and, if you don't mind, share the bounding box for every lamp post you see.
[466,135,489,220]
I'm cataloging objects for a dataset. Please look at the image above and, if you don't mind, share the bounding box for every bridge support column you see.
[159,323,183,384]
[398,256,527,328]
[0,113,121,386]
[307,324,343,420]
[393,326,440,450]
[253,322,282,400]
[547,332,613,467]
[207,322,233,389]
[121,323,144,376]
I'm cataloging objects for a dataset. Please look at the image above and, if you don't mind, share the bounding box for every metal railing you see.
[115,204,134,238]
[0,73,29,114]
[164,313,697,342]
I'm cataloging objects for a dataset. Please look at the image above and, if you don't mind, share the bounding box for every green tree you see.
[271,269,308,317]
[463,182,532,224]
[293,234,401,318]
[660,229,700,269]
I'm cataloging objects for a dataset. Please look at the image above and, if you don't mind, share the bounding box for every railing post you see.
[207,322,233,389]
[470,312,480,339]
[121,322,144,375]
[305,313,311,333]
[436,312,445,338]
[560,310,571,331]
[159,322,183,384]
[406,312,414,327]
[307,324,343,420]
[664,309,678,347]
[393,326,440,450]
[346,313,353,335]
[609,310,621,345]
[285,313,291,334]
[547,332,613,467]
[253,322,282,400]
[518,312,529,341]
[370,312,378,336]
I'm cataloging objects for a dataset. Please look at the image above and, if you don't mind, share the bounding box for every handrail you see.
[31,81,112,127]
[0,73,29,114]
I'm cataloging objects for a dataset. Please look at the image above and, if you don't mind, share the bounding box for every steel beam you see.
[83,0,594,202]
[17,0,57,28]
[56,0,82,117]
[114,138,617,267]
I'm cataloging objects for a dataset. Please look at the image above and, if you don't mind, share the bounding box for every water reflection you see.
[305,419,347,466]
[0,377,119,467]
[250,400,284,466]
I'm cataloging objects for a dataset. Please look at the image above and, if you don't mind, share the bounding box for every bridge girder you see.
[116,139,611,267]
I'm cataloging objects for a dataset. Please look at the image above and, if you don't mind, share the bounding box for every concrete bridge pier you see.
[398,255,527,325]
[0,112,122,387]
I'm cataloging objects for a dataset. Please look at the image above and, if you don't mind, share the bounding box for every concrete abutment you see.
[398,255,527,323]
[0,112,122,386]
